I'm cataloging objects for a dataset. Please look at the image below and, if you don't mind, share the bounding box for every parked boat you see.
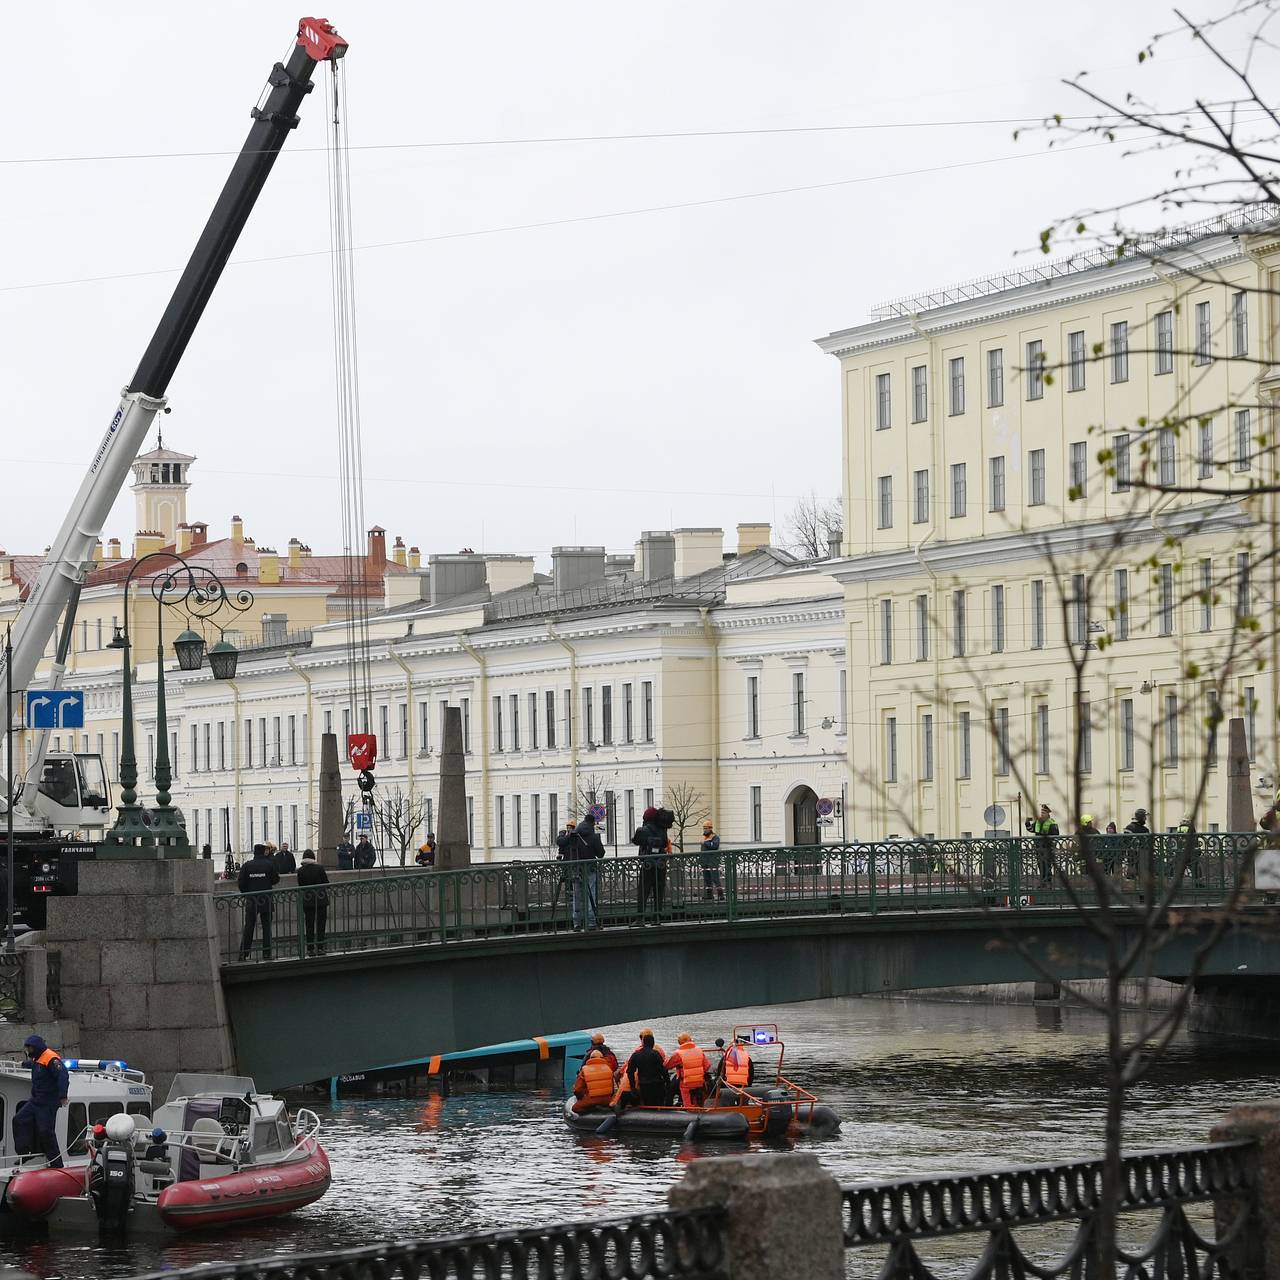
[563,1024,841,1142]
[6,1073,329,1233]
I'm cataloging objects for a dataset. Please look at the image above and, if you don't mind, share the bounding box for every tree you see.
[370,785,428,866]
[665,781,711,853]
[781,492,843,560]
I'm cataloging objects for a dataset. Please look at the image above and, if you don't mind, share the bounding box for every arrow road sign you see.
[25,690,85,730]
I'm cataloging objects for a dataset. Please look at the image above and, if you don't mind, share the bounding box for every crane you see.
[0,19,348,876]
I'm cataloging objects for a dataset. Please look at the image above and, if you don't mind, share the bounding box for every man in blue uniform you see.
[14,1034,69,1167]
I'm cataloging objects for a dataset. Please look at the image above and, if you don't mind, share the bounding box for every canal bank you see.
[5,996,1277,1279]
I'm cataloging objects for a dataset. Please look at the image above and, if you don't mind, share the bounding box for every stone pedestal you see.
[1227,718,1255,834]
[318,732,343,868]
[45,860,233,1097]
[436,706,471,870]
[1211,1102,1280,1279]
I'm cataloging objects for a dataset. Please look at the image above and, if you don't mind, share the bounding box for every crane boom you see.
[2,17,347,824]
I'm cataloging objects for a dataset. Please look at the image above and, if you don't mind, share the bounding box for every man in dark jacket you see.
[353,836,377,870]
[617,1032,668,1113]
[273,843,297,876]
[336,838,355,871]
[631,807,672,922]
[1124,808,1151,880]
[296,849,330,956]
[15,1034,69,1166]
[237,844,280,961]
[564,814,605,931]
[699,820,724,901]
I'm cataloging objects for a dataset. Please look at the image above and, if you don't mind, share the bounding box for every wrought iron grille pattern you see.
[0,951,25,1018]
[216,832,1259,965]
[842,1142,1258,1280]
[129,1205,728,1280]
[44,948,60,1018]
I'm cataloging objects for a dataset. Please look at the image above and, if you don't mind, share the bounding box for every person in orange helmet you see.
[665,1032,711,1108]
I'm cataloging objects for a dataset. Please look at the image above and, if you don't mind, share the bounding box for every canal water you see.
[5,996,1278,1279]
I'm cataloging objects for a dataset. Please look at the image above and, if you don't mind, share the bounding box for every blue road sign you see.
[25,689,85,730]
[354,810,373,832]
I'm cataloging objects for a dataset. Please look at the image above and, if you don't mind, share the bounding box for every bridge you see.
[209,835,1280,1088]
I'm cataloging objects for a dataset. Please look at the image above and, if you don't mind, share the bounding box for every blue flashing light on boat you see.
[65,1058,129,1072]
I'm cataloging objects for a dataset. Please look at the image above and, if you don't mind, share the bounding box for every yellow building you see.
[817,209,1280,836]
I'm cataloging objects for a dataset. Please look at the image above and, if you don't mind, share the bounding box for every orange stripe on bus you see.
[428,1055,442,1074]
[534,1036,550,1060]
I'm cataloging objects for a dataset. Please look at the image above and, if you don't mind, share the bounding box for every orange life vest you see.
[34,1049,59,1069]
[579,1056,615,1105]
[724,1044,750,1088]
[676,1043,705,1088]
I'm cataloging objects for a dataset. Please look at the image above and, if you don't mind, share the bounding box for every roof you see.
[133,445,196,465]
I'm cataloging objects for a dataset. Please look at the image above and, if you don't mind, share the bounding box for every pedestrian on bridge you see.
[297,849,330,957]
[354,835,377,870]
[562,813,604,931]
[237,844,280,961]
[699,821,724,901]
[633,807,672,923]
[336,837,355,871]
[1025,804,1059,889]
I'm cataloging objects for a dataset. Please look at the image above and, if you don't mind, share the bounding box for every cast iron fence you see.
[128,1204,728,1279]
[215,832,1260,965]
[843,1140,1258,1279]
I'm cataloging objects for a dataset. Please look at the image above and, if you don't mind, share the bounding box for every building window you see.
[1026,339,1044,400]
[880,599,893,665]
[1031,579,1045,649]
[529,691,539,750]
[1078,700,1093,773]
[1070,573,1088,646]
[203,722,211,772]
[1067,329,1086,391]
[994,706,1010,776]
[1111,320,1129,382]
[1206,689,1221,768]
[875,372,891,430]
[1114,568,1130,640]
[1069,441,1087,499]
[950,462,967,518]
[492,695,503,752]
[496,796,506,847]
[989,455,1006,513]
[510,693,521,750]
[792,671,806,736]
[1112,433,1131,492]
[839,667,848,734]
[1029,449,1046,506]
[533,793,542,847]
[885,716,898,783]
[395,705,406,759]
[190,725,198,773]
[546,689,557,748]
[642,680,654,741]
[921,713,934,782]
[915,594,929,661]
[1155,309,1173,374]
[1199,559,1213,632]
[991,584,1006,653]
[1235,408,1252,472]
[957,709,972,779]
[746,674,760,738]
[750,786,762,842]
[911,364,928,422]
[1236,551,1251,620]
[549,793,558,843]
[986,347,1004,407]
[461,697,471,752]
[913,469,929,524]
[877,475,893,529]
[952,590,967,657]
[583,687,594,746]
[1164,693,1179,766]
[1232,289,1249,356]
[601,686,613,745]
[1120,698,1135,771]
[514,794,523,847]
[948,356,966,416]
[244,719,253,770]
[622,684,633,743]
[1158,427,1177,486]
[217,722,226,771]
[1036,704,1050,775]
[1246,686,1257,761]
[564,689,573,748]
[1196,420,1214,479]
[1194,300,1211,364]
[1158,563,1175,635]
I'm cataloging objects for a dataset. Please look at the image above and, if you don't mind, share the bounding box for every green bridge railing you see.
[214,833,1262,965]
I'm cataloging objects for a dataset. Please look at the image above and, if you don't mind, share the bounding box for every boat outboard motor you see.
[89,1113,137,1232]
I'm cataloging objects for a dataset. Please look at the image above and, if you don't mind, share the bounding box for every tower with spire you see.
[130,432,195,547]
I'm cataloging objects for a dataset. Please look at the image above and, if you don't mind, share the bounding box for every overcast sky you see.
[1,2,1237,566]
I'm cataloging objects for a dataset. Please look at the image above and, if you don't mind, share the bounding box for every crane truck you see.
[0,17,348,925]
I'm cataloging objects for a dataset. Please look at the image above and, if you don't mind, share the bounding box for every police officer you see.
[237,843,280,961]
[1024,804,1059,888]
[14,1035,68,1167]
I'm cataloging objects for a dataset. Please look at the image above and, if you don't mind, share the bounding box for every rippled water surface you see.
[6,996,1278,1279]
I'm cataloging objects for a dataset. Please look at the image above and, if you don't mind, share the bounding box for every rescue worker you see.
[590,1033,619,1074]
[415,834,436,868]
[666,1033,711,1109]
[1024,804,1059,888]
[719,1036,754,1099]
[1078,814,1099,836]
[14,1034,68,1167]
[571,1048,616,1114]
[237,843,280,961]
[616,1033,668,1113]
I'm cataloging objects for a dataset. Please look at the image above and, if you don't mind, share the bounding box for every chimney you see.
[640,531,675,583]
[634,539,646,578]
[606,553,635,573]
[92,540,104,564]
[736,522,771,556]
[258,548,280,585]
[0,553,10,585]
[392,536,407,568]
[300,544,312,559]
[826,529,842,559]
[484,554,536,595]
[231,515,244,543]
[429,552,486,606]
[134,531,164,559]
[175,523,193,555]
[384,570,431,611]
[108,538,122,560]
[408,546,421,570]
[366,527,387,578]
[674,528,724,580]
[287,537,302,570]
[552,546,607,593]
[189,521,208,547]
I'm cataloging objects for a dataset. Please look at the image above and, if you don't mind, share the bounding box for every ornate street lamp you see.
[101,552,252,859]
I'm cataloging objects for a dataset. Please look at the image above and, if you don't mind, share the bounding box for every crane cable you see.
[325,58,374,753]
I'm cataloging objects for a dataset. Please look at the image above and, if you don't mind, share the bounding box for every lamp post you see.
[102,553,252,858]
